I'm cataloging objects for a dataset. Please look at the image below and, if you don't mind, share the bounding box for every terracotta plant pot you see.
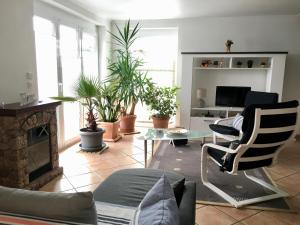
[152,116,170,129]
[99,121,120,141]
[120,115,137,133]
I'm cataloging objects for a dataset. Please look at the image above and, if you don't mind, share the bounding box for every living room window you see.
[34,16,99,149]
[132,28,178,123]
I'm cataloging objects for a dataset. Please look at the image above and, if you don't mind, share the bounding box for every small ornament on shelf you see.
[236,61,243,68]
[260,61,267,68]
[213,60,219,67]
[201,59,211,68]
[225,40,234,52]
[219,59,225,68]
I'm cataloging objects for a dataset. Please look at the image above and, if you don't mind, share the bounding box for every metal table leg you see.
[144,140,147,168]
[201,137,206,146]
[151,140,154,156]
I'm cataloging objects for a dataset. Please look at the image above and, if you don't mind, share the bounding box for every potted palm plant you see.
[52,75,105,152]
[94,82,122,142]
[144,84,179,128]
[107,20,151,133]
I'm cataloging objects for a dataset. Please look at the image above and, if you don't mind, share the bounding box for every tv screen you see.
[215,86,251,107]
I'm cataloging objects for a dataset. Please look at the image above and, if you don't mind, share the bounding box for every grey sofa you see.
[0,169,196,225]
[93,168,196,225]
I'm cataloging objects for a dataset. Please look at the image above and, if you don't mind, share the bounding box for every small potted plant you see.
[144,84,179,128]
[52,75,105,152]
[225,40,234,52]
[94,82,122,142]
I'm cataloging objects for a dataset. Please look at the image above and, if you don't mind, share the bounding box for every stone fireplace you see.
[0,100,63,190]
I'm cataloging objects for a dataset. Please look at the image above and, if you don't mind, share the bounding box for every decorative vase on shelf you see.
[247,60,254,68]
[236,61,243,68]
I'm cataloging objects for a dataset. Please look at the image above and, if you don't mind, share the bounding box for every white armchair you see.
[201,100,299,208]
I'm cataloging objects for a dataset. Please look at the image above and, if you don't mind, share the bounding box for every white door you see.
[59,25,82,144]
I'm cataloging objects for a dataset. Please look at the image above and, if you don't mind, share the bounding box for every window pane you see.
[146,71,174,87]
[132,29,178,71]
[33,16,58,100]
[60,25,81,141]
[82,32,98,76]
[131,29,178,123]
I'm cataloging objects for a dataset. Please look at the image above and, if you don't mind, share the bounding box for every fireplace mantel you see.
[0,100,61,117]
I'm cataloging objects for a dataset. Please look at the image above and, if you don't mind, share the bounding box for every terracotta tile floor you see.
[40,134,300,225]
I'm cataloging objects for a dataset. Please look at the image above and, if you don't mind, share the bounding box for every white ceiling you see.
[67,0,300,20]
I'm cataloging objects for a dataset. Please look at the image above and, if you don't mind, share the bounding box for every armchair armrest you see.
[202,143,238,154]
[214,117,236,126]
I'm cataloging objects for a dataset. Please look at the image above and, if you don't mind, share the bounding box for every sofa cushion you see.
[93,169,196,225]
[137,174,179,225]
[93,169,185,207]
[0,186,97,225]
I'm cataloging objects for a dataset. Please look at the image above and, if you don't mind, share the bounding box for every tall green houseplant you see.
[107,20,152,132]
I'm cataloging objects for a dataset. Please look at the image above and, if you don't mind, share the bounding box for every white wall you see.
[114,15,300,133]
[0,0,38,104]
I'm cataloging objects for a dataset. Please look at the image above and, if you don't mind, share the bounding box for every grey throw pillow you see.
[0,186,97,224]
[136,174,179,225]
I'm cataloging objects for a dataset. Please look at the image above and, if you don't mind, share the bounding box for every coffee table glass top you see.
[137,128,212,141]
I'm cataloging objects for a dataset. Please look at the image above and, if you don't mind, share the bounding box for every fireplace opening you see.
[27,124,52,182]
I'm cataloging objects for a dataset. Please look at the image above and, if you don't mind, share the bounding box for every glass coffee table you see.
[137,128,212,167]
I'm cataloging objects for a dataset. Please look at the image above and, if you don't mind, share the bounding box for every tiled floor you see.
[40,134,300,225]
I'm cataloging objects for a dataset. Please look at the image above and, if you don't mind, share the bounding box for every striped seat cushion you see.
[95,201,137,225]
[0,213,86,225]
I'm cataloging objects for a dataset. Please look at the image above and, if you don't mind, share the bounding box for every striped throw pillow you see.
[232,115,243,131]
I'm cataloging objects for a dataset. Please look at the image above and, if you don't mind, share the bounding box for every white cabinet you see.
[190,117,218,132]
[189,107,243,131]
[178,52,287,129]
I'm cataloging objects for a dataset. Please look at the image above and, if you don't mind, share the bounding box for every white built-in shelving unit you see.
[179,52,288,131]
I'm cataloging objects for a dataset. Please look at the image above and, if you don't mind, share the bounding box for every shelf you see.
[192,106,244,111]
[193,67,270,70]
[182,51,288,55]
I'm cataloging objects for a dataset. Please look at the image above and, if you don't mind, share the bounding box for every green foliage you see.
[51,75,100,132]
[144,84,179,118]
[94,83,121,122]
[107,20,151,115]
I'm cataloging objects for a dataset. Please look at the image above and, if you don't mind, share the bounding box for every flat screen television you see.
[215,86,251,107]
